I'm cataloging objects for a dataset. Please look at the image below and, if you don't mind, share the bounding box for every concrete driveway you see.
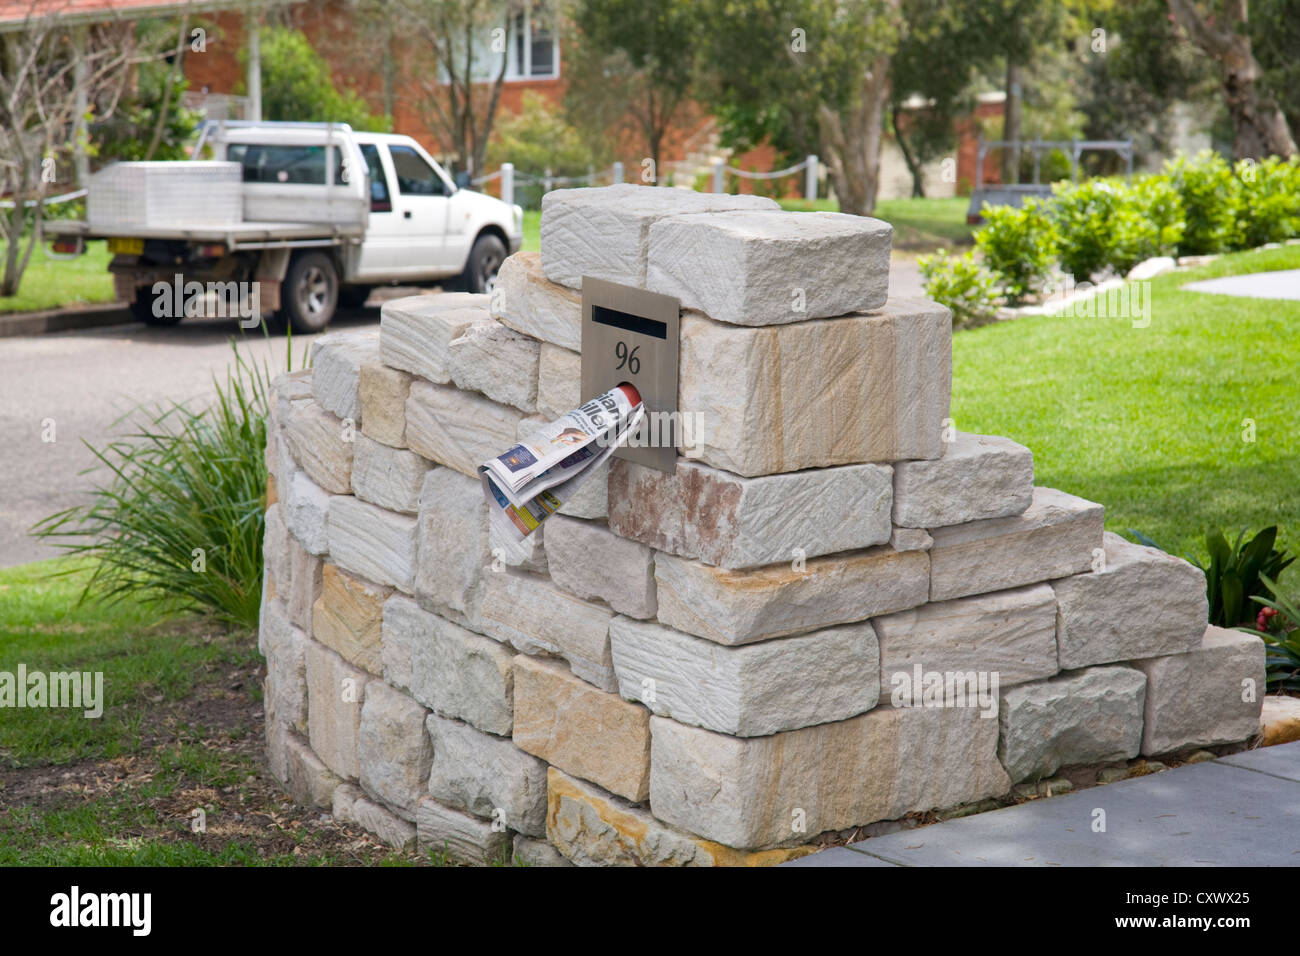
[0,305,381,568]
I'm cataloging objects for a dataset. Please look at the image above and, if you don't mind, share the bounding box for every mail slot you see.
[579,276,680,474]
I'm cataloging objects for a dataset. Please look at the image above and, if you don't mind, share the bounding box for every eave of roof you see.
[0,0,294,33]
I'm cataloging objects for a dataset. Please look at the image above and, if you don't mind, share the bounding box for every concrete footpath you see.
[786,741,1300,867]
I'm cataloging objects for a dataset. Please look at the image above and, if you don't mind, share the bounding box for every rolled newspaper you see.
[478,383,644,543]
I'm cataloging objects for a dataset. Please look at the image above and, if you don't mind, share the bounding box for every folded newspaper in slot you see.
[479,383,644,543]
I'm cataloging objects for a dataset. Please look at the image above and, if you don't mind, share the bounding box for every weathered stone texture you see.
[512,655,651,803]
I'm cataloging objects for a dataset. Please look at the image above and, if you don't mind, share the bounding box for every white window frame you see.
[504,3,560,82]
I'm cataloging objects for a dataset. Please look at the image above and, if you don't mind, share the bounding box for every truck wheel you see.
[280,252,338,333]
[464,233,506,294]
[128,286,184,327]
[338,284,373,309]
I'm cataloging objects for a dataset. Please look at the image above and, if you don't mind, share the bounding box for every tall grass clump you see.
[34,345,274,629]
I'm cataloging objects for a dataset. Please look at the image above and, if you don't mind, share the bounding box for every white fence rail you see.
[471,155,820,206]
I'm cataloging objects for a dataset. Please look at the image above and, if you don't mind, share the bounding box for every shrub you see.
[34,345,275,629]
[487,91,607,208]
[1251,574,1300,692]
[1164,151,1242,255]
[1187,527,1295,629]
[974,199,1058,302]
[918,249,1001,329]
[1125,174,1186,263]
[1045,178,1170,278]
[1236,155,1300,248]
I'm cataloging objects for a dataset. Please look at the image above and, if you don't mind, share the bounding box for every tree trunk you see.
[817,51,892,217]
[1001,58,1022,183]
[892,106,925,198]
[1167,0,1297,159]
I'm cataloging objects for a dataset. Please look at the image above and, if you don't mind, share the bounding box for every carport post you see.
[500,162,513,205]
[247,16,262,122]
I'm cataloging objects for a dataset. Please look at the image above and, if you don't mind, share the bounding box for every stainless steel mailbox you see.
[579,276,680,474]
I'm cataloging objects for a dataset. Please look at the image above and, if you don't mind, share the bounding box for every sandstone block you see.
[416,797,512,865]
[654,546,928,645]
[482,569,616,691]
[874,584,1059,691]
[492,252,583,351]
[270,369,313,423]
[333,783,417,851]
[547,769,813,867]
[379,294,484,385]
[327,496,417,593]
[998,666,1147,781]
[306,640,370,781]
[405,379,523,478]
[489,519,547,574]
[678,300,952,476]
[540,183,777,289]
[283,469,331,556]
[262,503,291,609]
[426,713,549,837]
[544,515,656,619]
[610,617,878,736]
[382,594,514,735]
[311,328,380,424]
[892,432,1034,528]
[351,434,431,515]
[512,833,574,867]
[414,467,491,623]
[536,343,580,418]
[281,398,353,495]
[359,361,414,448]
[447,318,539,411]
[890,527,933,552]
[1261,696,1300,747]
[284,731,342,809]
[1053,531,1209,669]
[512,656,651,802]
[286,536,323,633]
[649,707,1010,849]
[608,458,892,570]
[358,680,433,816]
[312,564,391,675]
[1135,625,1265,755]
[262,599,309,734]
[647,209,892,325]
[928,487,1104,602]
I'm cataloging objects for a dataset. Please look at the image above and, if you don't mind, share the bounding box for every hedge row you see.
[921,151,1300,328]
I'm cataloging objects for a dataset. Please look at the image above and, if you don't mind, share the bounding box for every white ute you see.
[47,120,523,331]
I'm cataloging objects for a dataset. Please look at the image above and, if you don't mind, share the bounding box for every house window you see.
[437,2,560,84]
[508,4,558,79]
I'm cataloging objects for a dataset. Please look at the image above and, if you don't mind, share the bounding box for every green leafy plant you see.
[918,248,1001,329]
[1125,174,1186,263]
[1236,155,1300,248]
[1250,574,1300,691]
[1188,527,1295,628]
[33,344,277,629]
[1048,177,1159,279]
[1164,151,1243,255]
[974,199,1058,303]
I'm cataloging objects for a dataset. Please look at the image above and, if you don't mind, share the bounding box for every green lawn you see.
[0,560,427,865]
[0,241,115,314]
[950,244,1300,566]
